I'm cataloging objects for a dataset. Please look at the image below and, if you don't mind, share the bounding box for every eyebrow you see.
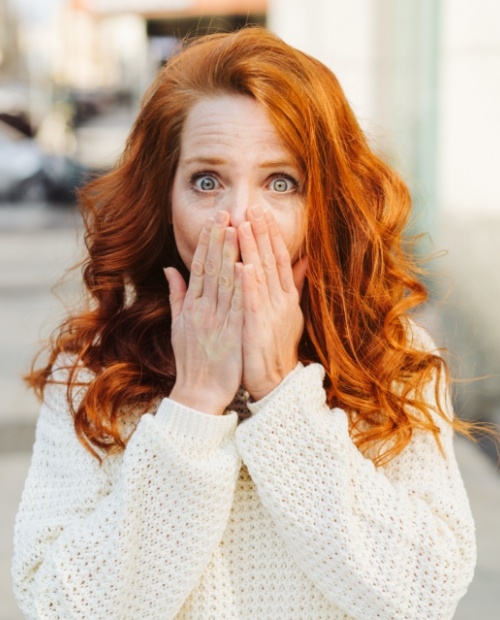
[181,156,297,169]
[259,159,297,170]
[181,156,226,166]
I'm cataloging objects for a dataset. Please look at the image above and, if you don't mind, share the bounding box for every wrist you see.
[247,361,304,413]
[248,383,279,402]
[169,384,229,416]
[246,361,297,402]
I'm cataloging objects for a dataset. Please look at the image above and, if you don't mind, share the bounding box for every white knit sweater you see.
[13,353,476,619]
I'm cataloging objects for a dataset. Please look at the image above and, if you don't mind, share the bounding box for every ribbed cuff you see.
[154,397,238,455]
[239,363,350,461]
[246,363,348,435]
[246,362,306,415]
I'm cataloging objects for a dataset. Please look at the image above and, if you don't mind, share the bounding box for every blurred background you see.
[0,0,499,618]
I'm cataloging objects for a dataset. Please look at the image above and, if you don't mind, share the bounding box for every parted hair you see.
[28,27,469,464]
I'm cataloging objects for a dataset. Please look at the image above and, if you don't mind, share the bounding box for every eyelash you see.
[190,172,220,193]
[189,172,300,193]
[268,173,299,192]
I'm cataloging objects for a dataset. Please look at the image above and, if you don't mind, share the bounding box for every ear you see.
[292,256,308,298]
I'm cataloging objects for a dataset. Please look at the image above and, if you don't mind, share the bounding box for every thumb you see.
[163,267,187,321]
[292,256,308,298]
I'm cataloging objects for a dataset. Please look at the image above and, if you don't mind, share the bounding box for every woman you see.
[13,27,476,619]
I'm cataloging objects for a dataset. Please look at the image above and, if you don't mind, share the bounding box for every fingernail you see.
[225,227,235,241]
[251,206,263,219]
[243,221,252,236]
[215,211,226,224]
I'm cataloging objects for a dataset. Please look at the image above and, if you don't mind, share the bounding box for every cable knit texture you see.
[13,335,476,619]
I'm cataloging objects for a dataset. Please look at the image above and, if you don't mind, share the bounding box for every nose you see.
[226,184,258,228]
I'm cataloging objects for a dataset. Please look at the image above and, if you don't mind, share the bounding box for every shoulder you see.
[42,353,94,414]
[41,353,147,449]
[402,317,455,438]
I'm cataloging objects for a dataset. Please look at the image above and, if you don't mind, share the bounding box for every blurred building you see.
[2,0,266,127]
[0,0,21,79]
[1,0,265,165]
[269,0,500,440]
[83,0,266,93]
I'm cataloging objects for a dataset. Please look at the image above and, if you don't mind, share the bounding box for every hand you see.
[164,212,243,415]
[238,206,308,401]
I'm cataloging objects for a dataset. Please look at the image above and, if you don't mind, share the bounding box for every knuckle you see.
[262,252,276,271]
[231,294,243,311]
[205,259,218,276]
[191,260,204,277]
[275,252,290,268]
[250,299,262,313]
[218,273,232,291]
[255,269,266,284]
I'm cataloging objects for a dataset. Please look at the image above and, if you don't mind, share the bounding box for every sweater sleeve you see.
[235,363,476,620]
[12,381,241,620]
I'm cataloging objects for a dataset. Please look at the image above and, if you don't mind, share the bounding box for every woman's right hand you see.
[164,212,243,415]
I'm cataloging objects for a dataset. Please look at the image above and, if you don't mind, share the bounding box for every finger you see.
[238,221,268,297]
[246,206,282,292]
[164,267,187,321]
[202,210,229,300]
[228,262,244,330]
[216,226,239,318]
[242,263,263,314]
[263,209,297,294]
[292,256,308,298]
[187,218,212,298]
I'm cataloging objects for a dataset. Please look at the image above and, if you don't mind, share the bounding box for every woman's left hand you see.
[238,206,308,401]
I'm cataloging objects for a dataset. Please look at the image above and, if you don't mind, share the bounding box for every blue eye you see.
[193,175,219,191]
[270,176,296,193]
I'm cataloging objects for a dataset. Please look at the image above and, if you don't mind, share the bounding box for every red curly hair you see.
[27,27,469,464]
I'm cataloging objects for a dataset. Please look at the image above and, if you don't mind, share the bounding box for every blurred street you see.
[0,204,499,619]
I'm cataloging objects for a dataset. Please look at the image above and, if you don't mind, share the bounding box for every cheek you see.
[274,209,306,261]
[171,178,203,269]
[172,213,201,268]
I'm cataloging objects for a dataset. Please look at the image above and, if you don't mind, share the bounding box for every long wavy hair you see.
[27,27,471,464]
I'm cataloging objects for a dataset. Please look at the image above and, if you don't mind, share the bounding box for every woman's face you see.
[171,95,306,270]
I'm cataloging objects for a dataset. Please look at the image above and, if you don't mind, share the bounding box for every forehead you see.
[179,95,293,160]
